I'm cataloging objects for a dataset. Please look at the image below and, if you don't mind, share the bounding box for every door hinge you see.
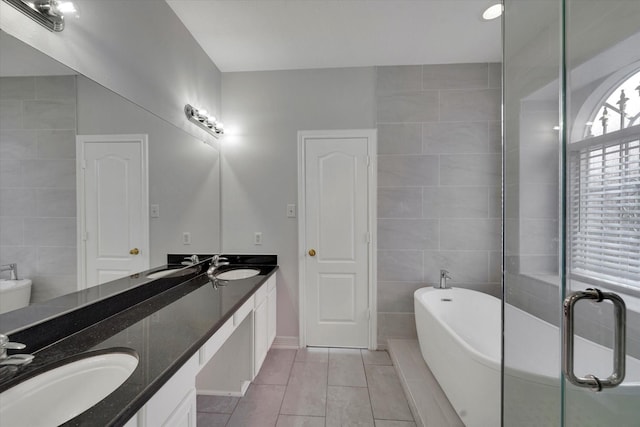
[81,159,87,169]
[366,308,371,320]
[366,231,371,243]
[82,231,88,241]
[366,155,371,167]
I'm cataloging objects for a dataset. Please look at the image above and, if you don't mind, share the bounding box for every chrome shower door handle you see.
[562,288,626,392]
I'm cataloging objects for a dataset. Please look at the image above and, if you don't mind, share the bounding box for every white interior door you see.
[299,130,376,348]
[77,134,149,289]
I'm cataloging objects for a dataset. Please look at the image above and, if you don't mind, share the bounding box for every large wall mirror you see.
[0,30,221,306]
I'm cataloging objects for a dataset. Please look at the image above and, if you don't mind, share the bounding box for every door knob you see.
[308,249,316,257]
[130,248,140,255]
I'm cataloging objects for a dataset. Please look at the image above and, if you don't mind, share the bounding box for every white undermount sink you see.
[0,351,138,427]
[215,268,260,280]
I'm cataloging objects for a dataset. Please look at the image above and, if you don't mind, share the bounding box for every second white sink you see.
[0,350,138,427]
[215,268,260,280]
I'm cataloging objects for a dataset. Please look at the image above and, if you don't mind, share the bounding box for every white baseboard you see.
[272,335,299,349]
[197,380,251,397]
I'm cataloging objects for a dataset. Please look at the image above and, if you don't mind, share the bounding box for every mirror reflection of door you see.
[77,134,149,289]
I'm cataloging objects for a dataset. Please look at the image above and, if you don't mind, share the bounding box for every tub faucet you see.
[439,269,452,289]
[0,264,18,280]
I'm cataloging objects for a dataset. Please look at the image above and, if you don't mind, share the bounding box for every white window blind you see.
[569,127,640,288]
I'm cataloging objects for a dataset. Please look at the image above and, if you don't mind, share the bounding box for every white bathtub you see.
[414,286,640,427]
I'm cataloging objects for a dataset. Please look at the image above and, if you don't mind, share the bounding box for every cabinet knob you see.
[308,249,316,257]
[130,248,140,255]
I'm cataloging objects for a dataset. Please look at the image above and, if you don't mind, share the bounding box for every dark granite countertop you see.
[0,255,278,427]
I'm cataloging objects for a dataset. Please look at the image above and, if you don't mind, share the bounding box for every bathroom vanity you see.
[0,255,278,427]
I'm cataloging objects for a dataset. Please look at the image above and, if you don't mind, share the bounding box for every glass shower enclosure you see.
[503,0,640,425]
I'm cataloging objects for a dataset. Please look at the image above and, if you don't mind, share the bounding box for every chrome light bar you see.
[184,104,224,138]
[3,0,67,32]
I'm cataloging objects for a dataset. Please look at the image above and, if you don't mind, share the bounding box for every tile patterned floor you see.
[197,347,417,427]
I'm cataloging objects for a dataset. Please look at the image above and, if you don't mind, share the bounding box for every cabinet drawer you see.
[199,317,234,367]
[233,295,254,327]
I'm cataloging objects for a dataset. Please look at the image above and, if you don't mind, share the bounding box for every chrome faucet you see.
[0,334,33,367]
[0,264,18,280]
[182,254,200,266]
[207,255,230,288]
[439,269,452,289]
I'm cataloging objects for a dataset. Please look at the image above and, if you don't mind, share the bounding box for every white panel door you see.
[78,135,148,288]
[302,133,373,347]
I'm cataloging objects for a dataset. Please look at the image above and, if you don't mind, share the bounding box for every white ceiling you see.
[166,0,502,73]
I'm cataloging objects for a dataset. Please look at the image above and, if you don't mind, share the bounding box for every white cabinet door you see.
[143,354,198,427]
[267,278,277,347]
[254,297,268,376]
[162,389,196,427]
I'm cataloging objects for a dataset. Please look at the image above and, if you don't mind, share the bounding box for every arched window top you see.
[586,69,640,138]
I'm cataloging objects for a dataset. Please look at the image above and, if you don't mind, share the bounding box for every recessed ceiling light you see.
[482,3,503,21]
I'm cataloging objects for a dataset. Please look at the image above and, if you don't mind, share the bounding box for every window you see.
[569,69,640,289]
[585,70,640,137]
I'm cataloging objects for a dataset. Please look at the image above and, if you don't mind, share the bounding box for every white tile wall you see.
[0,75,77,303]
[376,63,502,347]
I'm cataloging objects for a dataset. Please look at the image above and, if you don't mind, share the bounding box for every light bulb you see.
[56,1,76,14]
[482,4,502,21]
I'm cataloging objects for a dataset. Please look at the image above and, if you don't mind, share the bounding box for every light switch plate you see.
[286,204,296,218]
[150,204,160,218]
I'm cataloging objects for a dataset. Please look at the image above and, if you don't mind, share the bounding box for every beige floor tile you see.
[276,415,326,427]
[197,394,240,414]
[374,420,417,427]
[366,365,414,421]
[218,347,418,427]
[295,347,329,363]
[226,384,286,427]
[328,348,367,387]
[197,412,230,427]
[280,361,328,416]
[362,350,392,365]
[326,386,375,427]
[254,348,297,385]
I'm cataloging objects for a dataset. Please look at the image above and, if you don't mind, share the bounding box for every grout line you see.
[359,349,377,424]
[324,349,329,419]
[275,350,297,420]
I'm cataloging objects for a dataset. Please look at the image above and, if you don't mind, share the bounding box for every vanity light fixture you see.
[482,3,503,21]
[3,0,76,32]
[185,104,224,138]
